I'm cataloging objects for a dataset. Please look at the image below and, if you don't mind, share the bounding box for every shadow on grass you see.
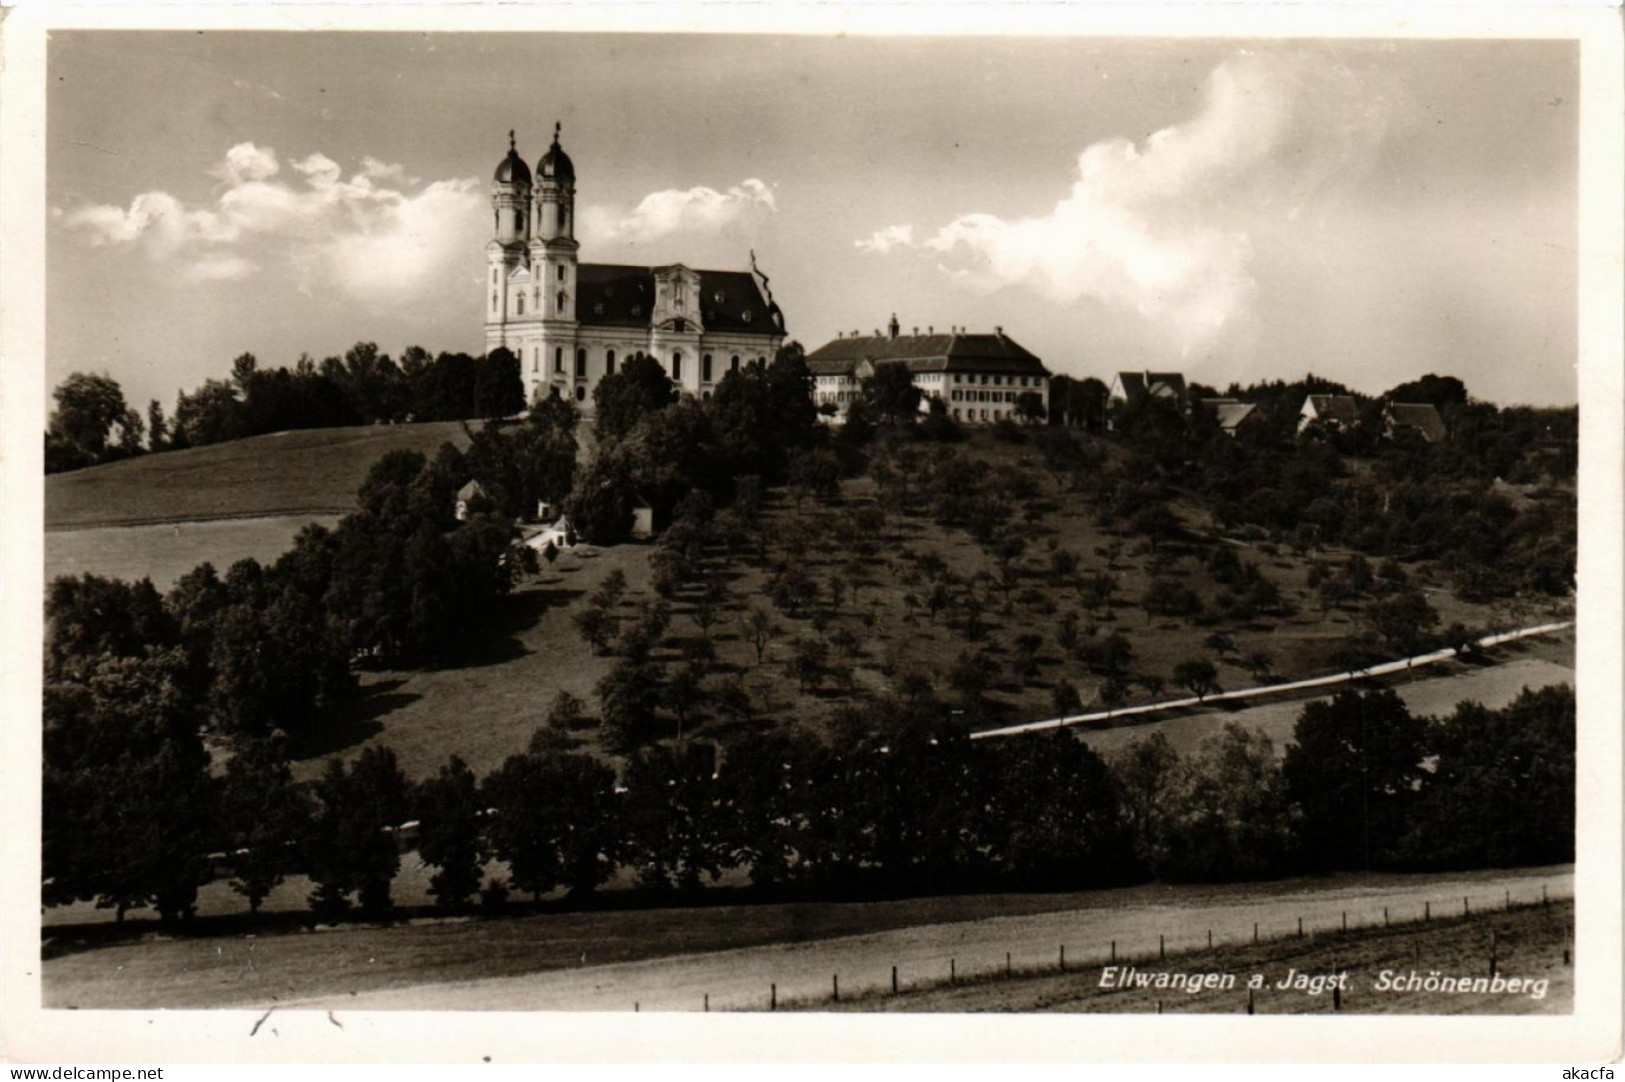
[293,680,418,760]
[434,588,587,672]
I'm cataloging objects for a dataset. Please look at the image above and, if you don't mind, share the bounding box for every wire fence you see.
[652,881,1576,1014]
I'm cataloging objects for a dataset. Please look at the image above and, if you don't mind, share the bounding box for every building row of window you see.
[531,346,767,382]
[814,371,1044,388]
[951,389,1035,404]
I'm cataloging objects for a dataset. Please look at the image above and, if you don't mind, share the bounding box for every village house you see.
[1384,401,1449,443]
[454,479,491,522]
[1297,394,1361,435]
[804,315,1050,424]
[1200,397,1260,438]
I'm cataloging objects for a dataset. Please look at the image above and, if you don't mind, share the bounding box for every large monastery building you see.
[806,315,1051,424]
[484,126,786,408]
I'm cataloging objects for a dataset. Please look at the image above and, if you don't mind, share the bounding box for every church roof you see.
[538,126,575,184]
[494,132,531,186]
[804,331,1047,377]
[574,264,782,336]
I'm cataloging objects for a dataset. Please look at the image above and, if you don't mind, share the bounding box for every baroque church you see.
[485,125,787,409]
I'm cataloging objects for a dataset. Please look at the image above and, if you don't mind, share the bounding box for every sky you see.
[46,32,1579,412]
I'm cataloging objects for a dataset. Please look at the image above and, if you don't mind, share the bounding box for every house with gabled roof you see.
[1200,397,1260,437]
[1108,370,1188,412]
[1383,401,1448,444]
[454,479,491,522]
[805,315,1050,425]
[1297,394,1361,435]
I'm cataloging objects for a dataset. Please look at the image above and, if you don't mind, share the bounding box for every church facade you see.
[484,126,787,409]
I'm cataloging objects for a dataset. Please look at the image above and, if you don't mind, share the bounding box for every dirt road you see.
[282,867,1571,1013]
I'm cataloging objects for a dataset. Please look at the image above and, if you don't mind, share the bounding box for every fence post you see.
[634,1002,639,1013]
[1297,916,1304,939]
[1060,945,1066,972]
[1333,985,1342,1012]
[1424,901,1430,922]
[1253,922,1259,944]
[950,959,956,986]
[1505,889,1512,912]
[1247,988,1255,1015]
[892,965,899,994]
[1111,940,1117,963]
[1342,911,1347,932]
[1489,930,1498,978]
[704,993,709,1013]
[1208,929,1213,949]
[1543,884,1549,909]
[1156,1000,1163,1015]
[1384,906,1389,927]
[833,974,839,1003]
[771,983,776,1011]
[1160,934,1166,961]
[1464,896,1470,917]
[1006,952,1012,977]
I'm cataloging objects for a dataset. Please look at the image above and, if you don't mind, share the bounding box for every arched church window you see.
[517,294,525,315]
[557,265,565,281]
[554,348,564,373]
[533,347,540,373]
[556,292,566,315]
[575,349,587,378]
[702,354,713,382]
[575,386,586,402]
[606,349,616,375]
[671,352,683,381]
[730,355,740,372]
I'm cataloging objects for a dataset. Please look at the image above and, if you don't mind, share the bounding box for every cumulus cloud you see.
[858,53,1388,352]
[854,223,914,254]
[59,142,483,304]
[582,178,777,245]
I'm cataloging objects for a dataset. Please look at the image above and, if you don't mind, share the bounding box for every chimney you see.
[912,326,919,336]
[928,325,934,334]
[888,313,900,339]
[995,326,1004,336]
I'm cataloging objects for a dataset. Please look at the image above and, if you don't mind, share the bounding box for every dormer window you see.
[713,291,726,304]
[741,310,753,323]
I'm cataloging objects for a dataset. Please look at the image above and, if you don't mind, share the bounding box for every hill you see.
[45,421,474,530]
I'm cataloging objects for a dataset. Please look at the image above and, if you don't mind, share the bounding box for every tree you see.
[305,746,411,918]
[572,604,619,655]
[414,756,485,910]
[597,660,664,751]
[46,372,142,471]
[664,662,706,741]
[787,447,841,504]
[862,362,922,424]
[474,347,525,418]
[219,738,308,913]
[742,605,778,665]
[1051,679,1083,716]
[483,749,623,902]
[790,637,829,693]
[1283,688,1427,871]
[593,352,678,444]
[989,732,1132,888]
[546,690,591,732]
[146,399,170,453]
[1173,658,1219,701]
[1156,724,1296,881]
[1014,392,1047,425]
[1369,588,1441,655]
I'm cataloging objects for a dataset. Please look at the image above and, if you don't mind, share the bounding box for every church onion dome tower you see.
[537,122,575,183]
[494,130,532,186]
[491,130,532,247]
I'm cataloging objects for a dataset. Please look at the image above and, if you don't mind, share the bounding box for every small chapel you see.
[484,125,788,409]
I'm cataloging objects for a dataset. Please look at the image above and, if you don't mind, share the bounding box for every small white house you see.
[525,514,577,554]
[455,480,491,522]
[631,495,655,540]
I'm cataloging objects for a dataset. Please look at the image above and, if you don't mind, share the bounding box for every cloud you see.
[582,178,776,245]
[854,224,914,254]
[59,142,484,305]
[857,53,1388,352]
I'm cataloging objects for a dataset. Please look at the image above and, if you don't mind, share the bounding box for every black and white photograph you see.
[1,2,1620,1067]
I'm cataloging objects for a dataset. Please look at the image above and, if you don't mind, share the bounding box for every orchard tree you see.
[414,756,486,911]
[1173,658,1219,701]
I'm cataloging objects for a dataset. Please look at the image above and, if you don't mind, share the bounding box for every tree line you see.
[43,676,1573,925]
[45,343,525,473]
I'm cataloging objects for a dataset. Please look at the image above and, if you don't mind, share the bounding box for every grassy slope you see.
[45,421,472,530]
[808,900,1574,1014]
